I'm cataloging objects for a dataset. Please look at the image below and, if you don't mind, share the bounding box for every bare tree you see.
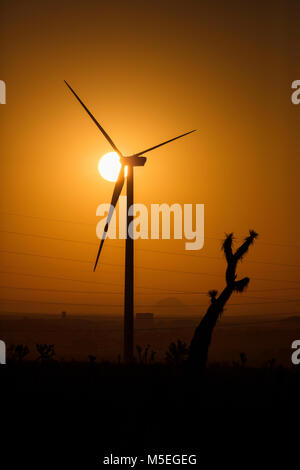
[187,230,258,370]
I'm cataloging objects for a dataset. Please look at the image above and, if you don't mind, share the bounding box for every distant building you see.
[135,312,154,329]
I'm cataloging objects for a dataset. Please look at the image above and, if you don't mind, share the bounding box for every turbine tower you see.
[65,81,196,362]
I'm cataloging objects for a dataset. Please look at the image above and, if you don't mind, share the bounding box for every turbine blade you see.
[94,166,125,271]
[132,129,196,157]
[64,80,123,156]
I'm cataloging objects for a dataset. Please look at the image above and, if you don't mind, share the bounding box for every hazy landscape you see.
[1,1,300,467]
[2,311,299,366]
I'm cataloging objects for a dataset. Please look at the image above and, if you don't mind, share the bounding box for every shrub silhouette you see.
[166,339,189,366]
[267,358,276,369]
[36,344,56,362]
[7,344,30,362]
[135,344,156,364]
[232,353,248,368]
[188,230,258,370]
[150,350,156,363]
[240,352,247,367]
[88,355,96,364]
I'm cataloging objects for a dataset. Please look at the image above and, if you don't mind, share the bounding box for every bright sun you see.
[98,152,121,182]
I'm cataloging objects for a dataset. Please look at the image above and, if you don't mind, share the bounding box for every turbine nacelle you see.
[120,155,147,167]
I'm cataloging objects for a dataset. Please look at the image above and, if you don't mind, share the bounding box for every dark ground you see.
[1,313,299,467]
[1,312,299,365]
[1,361,299,468]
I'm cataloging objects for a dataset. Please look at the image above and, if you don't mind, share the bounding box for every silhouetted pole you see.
[124,165,134,362]
[63,81,195,364]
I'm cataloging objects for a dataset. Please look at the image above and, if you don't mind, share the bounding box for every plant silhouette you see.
[267,358,276,369]
[239,352,247,367]
[188,230,258,370]
[7,344,30,362]
[36,344,56,362]
[88,355,96,365]
[135,344,156,364]
[165,339,189,366]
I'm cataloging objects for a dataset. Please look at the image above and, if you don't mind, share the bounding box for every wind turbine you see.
[65,80,196,362]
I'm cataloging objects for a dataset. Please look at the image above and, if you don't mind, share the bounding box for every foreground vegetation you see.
[2,350,300,409]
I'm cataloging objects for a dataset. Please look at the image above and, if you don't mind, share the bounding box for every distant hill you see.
[153,297,195,316]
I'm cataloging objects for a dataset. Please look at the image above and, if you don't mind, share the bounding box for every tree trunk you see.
[188,286,233,370]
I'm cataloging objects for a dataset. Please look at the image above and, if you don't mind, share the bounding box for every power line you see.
[0,269,299,293]
[0,310,299,319]
[0,270,207,294]
[0,284,204,296]
[0,297,299,308]
[1,228,300,268]
[0,284,297,302]
[0,211,299,249]
[1,248,299,284]
[0,211,95,227]
[248,287,300,292]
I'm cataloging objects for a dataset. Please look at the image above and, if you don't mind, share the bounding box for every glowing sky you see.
[0,0,299,316]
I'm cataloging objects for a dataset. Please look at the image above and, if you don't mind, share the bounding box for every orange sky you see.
[0,0,299,317]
